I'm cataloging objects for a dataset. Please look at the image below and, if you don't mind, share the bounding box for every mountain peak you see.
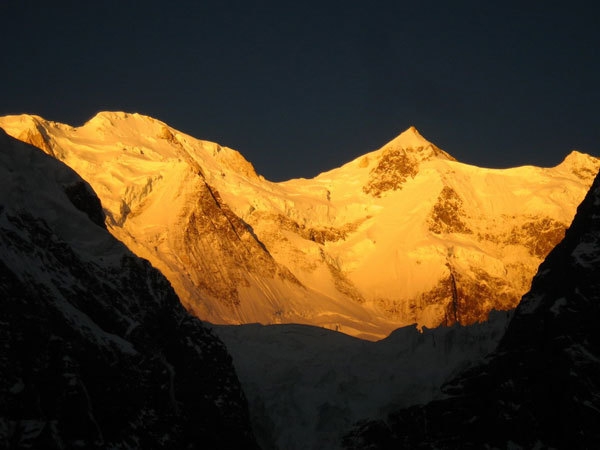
[557,150,600,180]
[1,111,598,342]
[360,127,454,197]
[379,126,456,162]
[83,111,161,130]
[405,125,424,138]
[385,125,431,148]
[561,149,598,165]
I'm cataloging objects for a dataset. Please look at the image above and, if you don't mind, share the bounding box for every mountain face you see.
[1,112,598,340]
[0,130,258,449]
[215,312,511,450]
[343,170,600,449]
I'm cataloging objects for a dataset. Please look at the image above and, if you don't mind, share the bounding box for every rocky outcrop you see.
[250,211,366,245]
[16,120,57,157]
[363,147,419,197]
[178,181,300,311]
[0,131,258,449]
[343,169,600,449]
[428,186,472,234]
[63,181,107,229]
[509,216,567,258]
[363,129,454,197]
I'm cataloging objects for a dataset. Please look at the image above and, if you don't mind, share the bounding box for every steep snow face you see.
[0,112,333,331]
[1,112,598,339]
[343,169,600,450]
[0,130,258,449]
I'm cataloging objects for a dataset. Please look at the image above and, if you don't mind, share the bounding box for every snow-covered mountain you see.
[215,312,511,449]
[0,112,598,340]
[0,129,258,448]
[343,169,600,448]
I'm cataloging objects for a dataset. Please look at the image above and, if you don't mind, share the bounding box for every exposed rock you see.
[252,211,365,245]
[363,148,419,197]
[17,124,55,157]
[63,181,107,229]
[0,133,259,449]
[509,216,567,258]
[362,129,454,197]
[343,169,600,449]
[428,186,472,234]
[177,181,300,311]
[158,125,177,143]
[374,263,517,330]
[445,266,518,325]
[321,249,365,304]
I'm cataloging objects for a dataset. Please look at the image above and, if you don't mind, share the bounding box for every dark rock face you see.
[63,181,107,229]
[0,131,258,449]
[343,169,600,449]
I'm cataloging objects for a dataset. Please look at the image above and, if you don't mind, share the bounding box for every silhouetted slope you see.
[343,169,600,449]
[0,129,258,449]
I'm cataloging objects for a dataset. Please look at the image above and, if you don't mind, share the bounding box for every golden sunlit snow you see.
[1,112,598,340]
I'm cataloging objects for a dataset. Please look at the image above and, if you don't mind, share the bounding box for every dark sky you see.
[1,1,598,181]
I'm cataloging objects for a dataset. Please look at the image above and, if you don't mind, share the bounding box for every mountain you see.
[1,112,598,340]
[343,169,600,449]
[0,129,258,448]
[215,312,510,450]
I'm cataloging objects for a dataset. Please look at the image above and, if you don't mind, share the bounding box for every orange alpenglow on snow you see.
[1,111,598,340]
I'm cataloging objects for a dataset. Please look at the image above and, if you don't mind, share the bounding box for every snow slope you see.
[215,312,510,450]
[1,112,598,339]
[0,129,258,449]
[343,166,600,450]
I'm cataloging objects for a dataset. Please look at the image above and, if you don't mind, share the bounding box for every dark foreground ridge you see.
[344,169,600,449]
[0,129,258,449]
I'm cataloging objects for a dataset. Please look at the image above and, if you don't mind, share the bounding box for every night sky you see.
[1,1,598,181]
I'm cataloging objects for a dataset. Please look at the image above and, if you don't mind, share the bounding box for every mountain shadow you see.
[0,129,259,449]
